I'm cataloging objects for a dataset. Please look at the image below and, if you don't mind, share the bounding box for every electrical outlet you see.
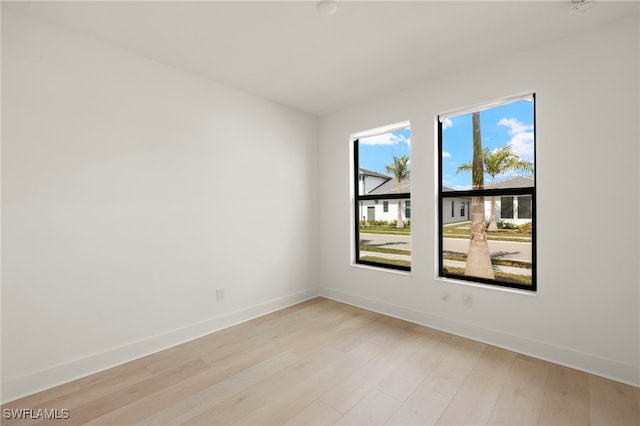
[216,288,225,302]
[462,295,472,307]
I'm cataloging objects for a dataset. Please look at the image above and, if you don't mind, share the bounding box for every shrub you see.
[517,222,533,233]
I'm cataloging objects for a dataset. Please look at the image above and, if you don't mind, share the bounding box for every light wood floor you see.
[3,297,640,425]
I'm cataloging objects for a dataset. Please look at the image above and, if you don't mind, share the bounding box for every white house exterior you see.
[358,168,389,195]
[442,176,533,226]
[359,172,533,226]
[441,187,471,224]
[485,175,534,226]
[357,169,410,223]
[358,198,410,223]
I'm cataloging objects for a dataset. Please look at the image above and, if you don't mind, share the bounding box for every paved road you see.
[360,233,531,262]
[442,238,531,262]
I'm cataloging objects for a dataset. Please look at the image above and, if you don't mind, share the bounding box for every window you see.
[518,195,532,219]
[438,94,536,290]
[354,123,411,271]
[501,196,514,219]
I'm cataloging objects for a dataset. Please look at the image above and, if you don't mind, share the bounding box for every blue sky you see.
[442,99,534,190]
[358,127,410,175]
[357,99,534,189]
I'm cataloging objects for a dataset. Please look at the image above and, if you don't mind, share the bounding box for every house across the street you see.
[488,175,534,226]
[442,187,471,224]
[360,172,533,226]
[357,169,410,223]
[442,175,534,226]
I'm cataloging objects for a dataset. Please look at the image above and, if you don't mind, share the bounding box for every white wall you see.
[318,15,640,386]
[2,7,639,405]
[1,10,318,402]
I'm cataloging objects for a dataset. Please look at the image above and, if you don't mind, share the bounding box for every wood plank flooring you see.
[3,297,640,425]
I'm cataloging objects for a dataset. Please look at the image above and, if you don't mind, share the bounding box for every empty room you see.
[2,1,640,424]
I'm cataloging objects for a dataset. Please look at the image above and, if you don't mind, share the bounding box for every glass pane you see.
[518,195,532,219]
[358,128,411,197]
[439,96,535,288]
[501,196,514,219]
[356,126,411,269]
[441,98,534,192]
[359,198,411,268]
[442,193,533,287]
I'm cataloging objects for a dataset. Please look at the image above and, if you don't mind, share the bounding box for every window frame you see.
[353,137,411,272]
[437,94,536,291]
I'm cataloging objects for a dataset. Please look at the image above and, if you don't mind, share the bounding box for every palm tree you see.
[463,112,495,279]
[385,155,410,228]
[457,145,533,231]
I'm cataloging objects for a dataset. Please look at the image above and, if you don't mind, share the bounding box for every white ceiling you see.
[4,1,639,116]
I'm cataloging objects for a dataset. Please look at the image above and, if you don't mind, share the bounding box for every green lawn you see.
[357,221,532,277]
[360,221,530,241]
[360,256,411,268]
[359,226,410,236]
[359,246,411,256]
[443,222,531,242]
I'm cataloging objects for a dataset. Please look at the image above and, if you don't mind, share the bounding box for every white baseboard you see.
[319,287,639,387]
[2,288,319,403]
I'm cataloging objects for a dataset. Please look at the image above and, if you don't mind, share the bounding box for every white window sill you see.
[436,275,537,296]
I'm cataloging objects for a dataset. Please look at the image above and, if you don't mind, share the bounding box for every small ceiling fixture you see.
[570,0,594,13]
[317,1,338,16]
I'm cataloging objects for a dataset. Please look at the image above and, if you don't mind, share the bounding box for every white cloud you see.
[442,151,452,158]
[498,118,534,163]
[509,132,534,162]
[498,118,533,135]
[359,133,410,146]
[442,118,453,130]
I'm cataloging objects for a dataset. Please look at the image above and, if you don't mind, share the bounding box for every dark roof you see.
[493,175,534,189]
[366,175,532,196]
[442,175,533,192]
[359,168,390,179]
[368,178,410,195]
